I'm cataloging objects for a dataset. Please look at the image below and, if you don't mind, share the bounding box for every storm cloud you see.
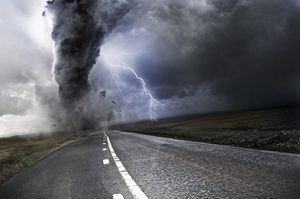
[97,0,300,117]
[1,0,300,136]
[0,0,54,136]
[47,0,130,101]
[46,0,132,129]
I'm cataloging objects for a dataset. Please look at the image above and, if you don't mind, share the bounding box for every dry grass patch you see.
[0,132,88,185]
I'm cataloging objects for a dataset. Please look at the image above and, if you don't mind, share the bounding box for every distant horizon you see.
[112,104,300,125]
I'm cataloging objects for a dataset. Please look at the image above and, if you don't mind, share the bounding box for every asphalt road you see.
[0,131,300,199]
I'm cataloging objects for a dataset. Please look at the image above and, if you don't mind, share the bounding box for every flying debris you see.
[100,90,106,98]
[112,100,117,105]
[42,11,46,17]
[77,106,84,113]
[48,113,62,124]
[48,113,58,121]
[47,0,55,4]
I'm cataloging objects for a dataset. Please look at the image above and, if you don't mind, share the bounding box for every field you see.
[0,132,88,185]
[113,106,300,153]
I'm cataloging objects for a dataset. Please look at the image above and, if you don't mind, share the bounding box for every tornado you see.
[47,0,131,130]
[48,0,103,102]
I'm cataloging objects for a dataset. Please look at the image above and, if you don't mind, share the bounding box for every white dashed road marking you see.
[103,159,110,165]
[103,148,107,151]
[113,194,124,199]
[105,132,148,199]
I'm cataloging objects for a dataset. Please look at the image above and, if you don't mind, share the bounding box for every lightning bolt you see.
[101,49,163,121]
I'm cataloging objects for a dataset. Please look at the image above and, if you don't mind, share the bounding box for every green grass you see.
[0,132,88,186]
[113,106,300,153]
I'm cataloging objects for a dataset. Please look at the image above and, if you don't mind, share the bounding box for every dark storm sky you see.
[94,0,300,118]
[1,0,300,135]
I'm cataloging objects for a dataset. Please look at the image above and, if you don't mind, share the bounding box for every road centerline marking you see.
[103,148,107,151]
[103,159,109,165]
[105,132,148,199]
[113,194,124,199]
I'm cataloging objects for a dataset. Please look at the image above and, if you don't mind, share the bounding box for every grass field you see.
[0,132,88,185]
[113,106,300,153]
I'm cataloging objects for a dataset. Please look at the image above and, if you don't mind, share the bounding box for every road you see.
[0,131,300,199]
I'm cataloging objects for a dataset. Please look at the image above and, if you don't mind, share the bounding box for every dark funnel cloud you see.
[47,0,131,129]
[48,0,101,101]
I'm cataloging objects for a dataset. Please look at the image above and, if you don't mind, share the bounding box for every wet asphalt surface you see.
[0,132,133,199]
[1,130,300,199]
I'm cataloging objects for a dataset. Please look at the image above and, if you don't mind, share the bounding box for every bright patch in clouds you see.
[0,0,54,137]
[0,114,52,137]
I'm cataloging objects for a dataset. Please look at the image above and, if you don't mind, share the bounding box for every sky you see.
[0,0,300,136]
